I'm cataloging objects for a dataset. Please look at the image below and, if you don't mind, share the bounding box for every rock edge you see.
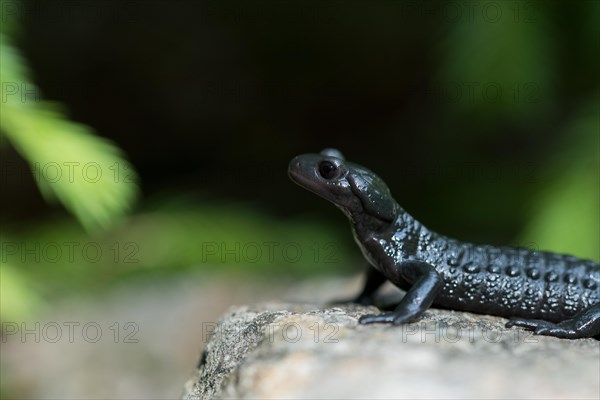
[184,303,600,399]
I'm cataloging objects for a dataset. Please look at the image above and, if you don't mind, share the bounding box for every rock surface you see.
[183,303,600,399]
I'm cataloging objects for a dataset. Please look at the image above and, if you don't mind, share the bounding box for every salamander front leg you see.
[506,303,600,339]
[359,261,442,325]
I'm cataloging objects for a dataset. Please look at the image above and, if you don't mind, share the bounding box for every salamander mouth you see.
[288,164,319,193]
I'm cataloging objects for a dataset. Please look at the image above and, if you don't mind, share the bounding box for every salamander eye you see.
[318,160,339,179]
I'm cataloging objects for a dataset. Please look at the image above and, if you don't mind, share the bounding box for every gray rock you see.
[183,303,600,399]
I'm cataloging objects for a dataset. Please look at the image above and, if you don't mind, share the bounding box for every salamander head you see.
[288,148,398,223]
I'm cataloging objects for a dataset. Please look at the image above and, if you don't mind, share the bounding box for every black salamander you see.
[288,149,600,339]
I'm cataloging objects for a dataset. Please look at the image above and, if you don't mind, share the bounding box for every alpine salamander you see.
[288,148,600,339]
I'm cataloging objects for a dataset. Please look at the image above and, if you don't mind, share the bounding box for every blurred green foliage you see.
[0,32,139,232]
[437,6,553,119]
[2,202,355,299]
[1,1,139,321]
[519,97,599,259]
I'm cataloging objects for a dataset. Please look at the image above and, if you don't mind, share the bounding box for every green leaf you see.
[0,33,139,231]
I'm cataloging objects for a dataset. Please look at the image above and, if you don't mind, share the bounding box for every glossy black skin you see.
[288,149,600,339]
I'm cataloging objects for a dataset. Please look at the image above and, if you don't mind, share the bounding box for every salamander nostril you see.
[288,157,301,171]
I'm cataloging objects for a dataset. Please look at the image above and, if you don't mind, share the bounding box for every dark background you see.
[3,0,596,244]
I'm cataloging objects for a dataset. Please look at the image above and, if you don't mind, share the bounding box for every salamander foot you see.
[506,303,600,339]
[359,311,419,325]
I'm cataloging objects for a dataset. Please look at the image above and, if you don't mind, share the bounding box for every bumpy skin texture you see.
[288,149,600,339]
